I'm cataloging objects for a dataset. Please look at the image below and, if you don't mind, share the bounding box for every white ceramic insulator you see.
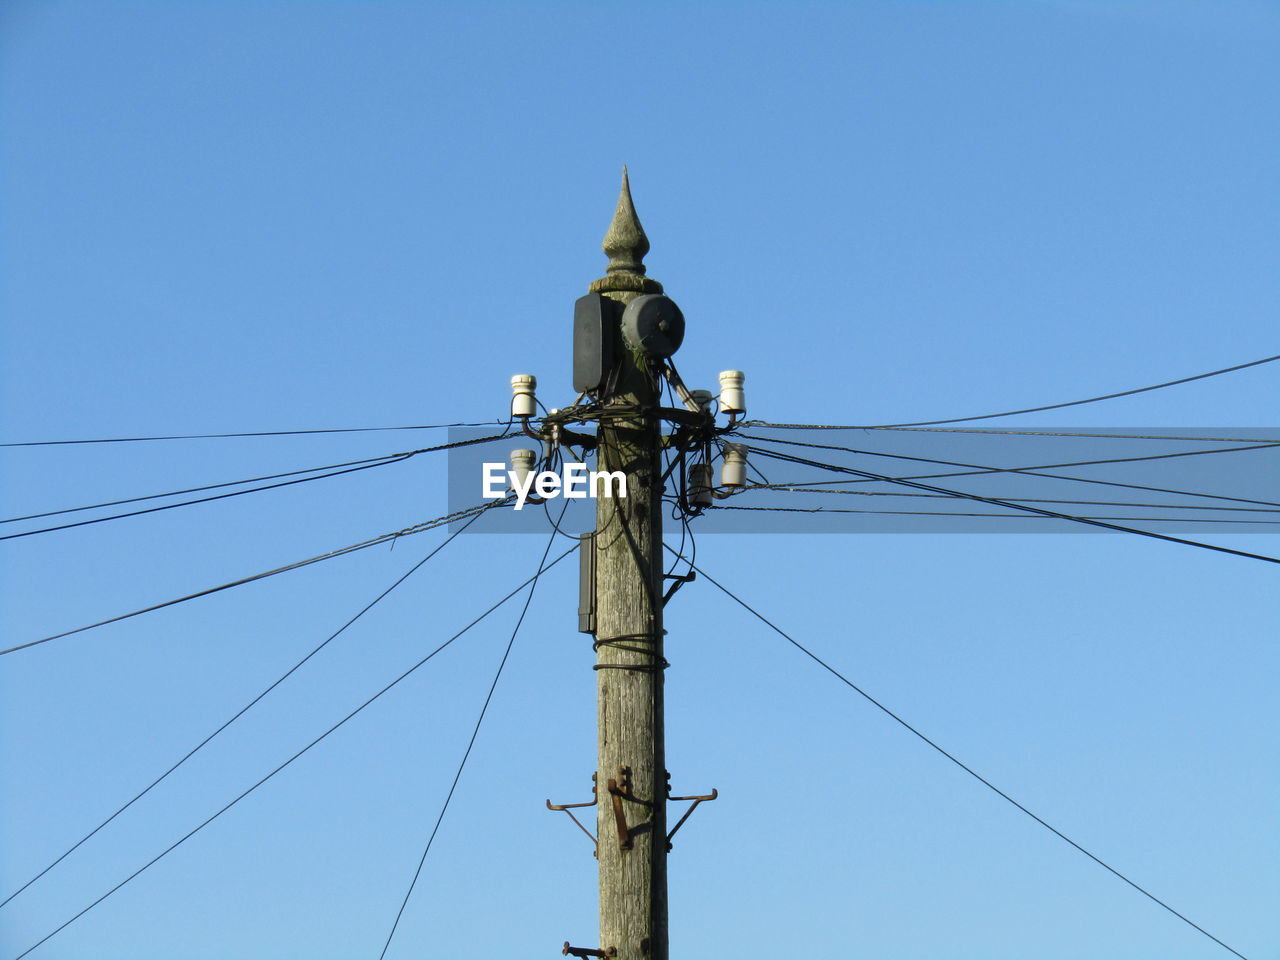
[718,370,746,414]
[689,463,713,507]
[689,389,714,413]
[510,374,537,419]
[721,444,747,488]
[509,449,537,490]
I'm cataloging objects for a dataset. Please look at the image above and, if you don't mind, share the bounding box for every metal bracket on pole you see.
[665,772,718,851]
[546,774,599,856]
[605,767,634,851]
[562,942,617,959]
[604,765,656,851]
[660,362,702,414]
[661,570,695,606]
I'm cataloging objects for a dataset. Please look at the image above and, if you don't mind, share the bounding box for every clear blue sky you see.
[1,2,1276,958]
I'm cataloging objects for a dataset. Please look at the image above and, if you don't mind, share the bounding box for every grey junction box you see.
[573,293,617,394]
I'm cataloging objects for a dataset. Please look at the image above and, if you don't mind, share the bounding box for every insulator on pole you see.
[510,374,537,418]
[689,389,714,413]
[721,444,747,488]
[689,463,713,508]
[718,370,745,414]
[509,449,537,490]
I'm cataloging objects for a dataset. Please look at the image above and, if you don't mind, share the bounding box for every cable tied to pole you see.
[592,633,670,672]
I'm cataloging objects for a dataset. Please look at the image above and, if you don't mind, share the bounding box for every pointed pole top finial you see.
[589,166,663,299]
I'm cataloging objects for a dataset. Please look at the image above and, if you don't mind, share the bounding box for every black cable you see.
[1,457,410,541]
[0,502,496,912]
[713,504,1280,524]
[753,471,1279,511]
[608,478,664,619]
[663,516,697,587]
[540,490,584,543]
[2,452,420,525]
[738,434,1280,510]
[10,542,580,960]
[742,444,1280,566]
[685,557,1249,960]
[664,509,690,579]
[743,353,1280,429]
[1,434,510,542]
[0,422,505,447]
[745,455,773,488]
[590,429,665,618]
[773,426,1279,444]
[0,503,493,658]
[738,432,1280,490]
[377,505,567,959]
[742,484,1280,514]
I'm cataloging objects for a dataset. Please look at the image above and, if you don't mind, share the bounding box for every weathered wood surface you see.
[591,168,668,960]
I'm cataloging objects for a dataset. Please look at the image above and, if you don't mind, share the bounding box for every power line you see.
[377,507,567,959]
[772,426,1279,444]
[742,484,1280,514]
[2,453,413,525]
[712,504,1280,524]
[743,352,1280,429]
[0,502,493,658]
[1,456,410,541]
[688,558,1250,960]
[737,432,1280,486]
[0,433,510,542]
[0,503,494,912]
[0,422,506,448]
[745,424,1280,444]
[741,444,1280,566]
[737,433,1280,510]
[756,470,1279,511]
[9,542,580,960]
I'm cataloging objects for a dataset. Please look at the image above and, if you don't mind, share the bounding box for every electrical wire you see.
[664,508,691,579]
[740,352,1280,429]
[761,426,1280,444]
[0,502,498,912]
[601,444,664,620]
[2,453,413,525]
[712,504,1280,524]
[737,434,1280,510]
[686,557,1249,960]
[665,514,696,591]
[0,434,511,542]
[730,436,774,487]
[532,443,588,542]
[541,490,584,543]
[377,504,567,959]
[1,457,409,541]
[0,502,493,658]
[751,471,1280,511]
[9,541,580,960]
[738,433,1280,486]
[741,444,1280,566]
[741,484,1280,514]
[0,422,506,447]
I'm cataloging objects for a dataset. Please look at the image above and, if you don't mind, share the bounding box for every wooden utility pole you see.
[588,169,669,960]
